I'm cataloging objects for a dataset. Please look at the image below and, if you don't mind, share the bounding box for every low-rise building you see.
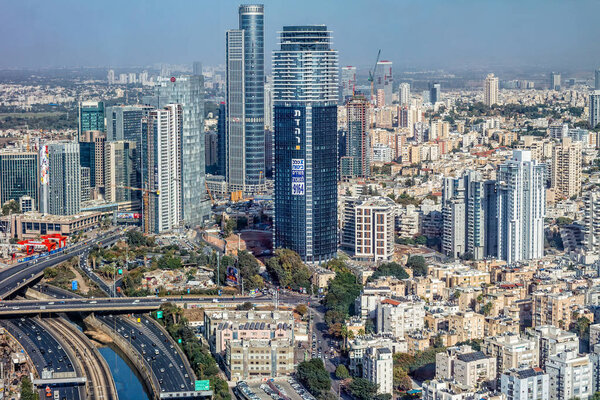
[225,338,294,381]
[448,311,485,342]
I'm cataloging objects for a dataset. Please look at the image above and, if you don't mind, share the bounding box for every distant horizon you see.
[3,0,600,70]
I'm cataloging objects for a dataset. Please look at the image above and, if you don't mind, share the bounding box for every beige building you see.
[532,291,584,329]
[225,338,294,381]
[448,311,485,342]
[484,74,499,107]
[551,137,582,199]
[483,334,539,376]
[436,345,497,389]
[354,197,396,261]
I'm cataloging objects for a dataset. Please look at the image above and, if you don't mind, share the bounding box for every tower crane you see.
[367,49,382,103]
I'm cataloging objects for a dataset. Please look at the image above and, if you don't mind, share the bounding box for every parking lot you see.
[248,378,316,400]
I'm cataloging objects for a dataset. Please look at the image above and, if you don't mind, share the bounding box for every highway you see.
[0,229,122,299]
[0,317,83,400]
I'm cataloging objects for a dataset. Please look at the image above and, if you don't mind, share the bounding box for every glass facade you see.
[273,26,339,264]
[0,153,39,208]
[78,101,105,138]
[44,142,81,216]
[79,142,96,187]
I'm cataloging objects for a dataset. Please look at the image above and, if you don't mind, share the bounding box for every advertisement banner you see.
[291,159,305,196]
[226,266,239,285]
[40,145,49,185]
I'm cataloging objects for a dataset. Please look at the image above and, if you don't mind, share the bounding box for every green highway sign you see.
[156,311,163,319]
[195,380,210,391]
[118,268,123,275]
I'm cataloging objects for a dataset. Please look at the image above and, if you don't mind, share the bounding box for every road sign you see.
[178,338,182,344]
[156,311,163,319]
[195,380,210,391]
[118,268,123,275]
[71,280,78,291]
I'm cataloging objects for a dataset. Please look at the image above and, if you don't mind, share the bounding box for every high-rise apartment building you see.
[144,105,182,234]
[104,141,139,207]
[354,197,396,261]
[590,91,600,130]
[595,68,600,90]
[340,66,357,104]
[550,72,561,91]
[78,101,105,139]
[497,150,545,264]
[40,142,81,216]
[546,351,592,400]
[399,82,410,106]
[375,61,393,105]
[363,347,393,395]
[551,137,582,199]
[225,4,265,195]
[273,25,339,263]
[0,152,39,210]
[583,190,600,252]
[484,73,499,106]
[429,82,441,104]
[151,75,209,227]
[501,368,549,400]
[344,95,370,178]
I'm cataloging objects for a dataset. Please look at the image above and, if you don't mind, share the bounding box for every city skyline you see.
[3,0,600,70]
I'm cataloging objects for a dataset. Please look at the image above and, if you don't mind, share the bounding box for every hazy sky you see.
[3,0,600,70]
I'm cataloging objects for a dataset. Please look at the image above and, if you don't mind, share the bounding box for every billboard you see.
[226,266,239,285]
[40,145,49,185]
[291,159,305,196]
[117,212,141,220]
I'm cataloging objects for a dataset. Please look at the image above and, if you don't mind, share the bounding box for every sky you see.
[2,0,600,71]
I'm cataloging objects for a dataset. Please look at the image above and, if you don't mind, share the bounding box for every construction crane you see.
[367,49,382,103]
[205,182,215,205]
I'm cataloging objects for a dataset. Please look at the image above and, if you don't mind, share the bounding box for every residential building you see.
[0,152,38,210]
[549,72,561,91]
[372,144,392,163]
[590,91,600,130]
[354,197,396,261]
[376,298,426,338]
[399,82,410,106]
[225,4,265,195]
[484,74,499,107]
[496,150,545,264]
[78,101,104,139]
[483,334,539,376]
[40,142,81,216]
[436,346,497,390]
[595,68,600,90]
[340,66,357,104]
[225,338,294,381]
[583,190,600,252]
[448,311,485,342]
[500,367,549,400]
[532,291,584,329]
[273,25,338,263]
[348,335,407,373]
[345,95,370,178]
[529,325,579,369]
[546,350,592,400]
[363,347,393,395]
[551,137,582,199]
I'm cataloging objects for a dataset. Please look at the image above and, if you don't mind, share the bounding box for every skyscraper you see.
[151,75,209,227]
[497,150,545,264]
[273,25,339,263]
[375,61,393,105]
[398,82,410,106]
[484,73,499,106]
[226,4,265,195]
[217,102,227,177]
[595,68,600,90]
[193,61,203,76]
[429,83,441,104]
[0,152,39,210]
[590,90,600,130]
[550,72,561,91]
[79,130,106,198]
[144,105,182,233]
[340,66,357,104]
[106,105,153,142]
[78,101,105,139]
[551,137,582,200]
[104,141,139,206]
[344,95,370,178]
[41,142,81,216]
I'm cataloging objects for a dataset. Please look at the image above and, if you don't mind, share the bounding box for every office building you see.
[217,102,227,177]
[144,105,182,233]
[151,75,209,227]
[340,66,357,104]
[79,131,106,196]
[193,61,203,76]
[551,137,582,199]
[590,91,600,130]
[265,75,274,130]
[273,25,339,263]
[501,368,549,400]
[225,4,265,195]
[484,73,499,107]
[106,105,152,143]
[595,68,600,90]
[496,150,545,264]
[78,101,105,139]
[374,61,393,105]
[550,72,561,91]
[399,82,410,106]
[430,82,441,104]
[363,347,393,395]
[40,142,81,216]
[0,152,38,210]
[345,95,370,178]
[205,132,218,172]
[80,167,91,203]
[546,351,592,400]
[104,141,139,207]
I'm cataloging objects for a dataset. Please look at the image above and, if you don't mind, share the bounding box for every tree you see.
[369,262,409,281]
[224,218,237,235]
[297,358,331,397]
[266,249,312,291]
[349,377,378,400]
[335,364,350,380]
[295,304,308,317]
[394,367,413,391]
[158,254,183,270]
[1,199,20,216]
[406,255,427,276]
[237,250,261,288]
[20,377,36,400]
[236,302,254,311]
[324,272,362,316]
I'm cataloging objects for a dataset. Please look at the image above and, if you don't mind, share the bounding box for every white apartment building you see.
[484,74,499,107]
[483,334,539,376]
[355,197,396,261]
[500,367,549,400]
[363,347,393,395]
[376,298,425,339]
[546,350,592,400]
[436,346,496,390]
[529,325,578,369]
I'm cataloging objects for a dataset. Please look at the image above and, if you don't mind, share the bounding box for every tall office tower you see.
[550,72,561,90]
[79,131,106,198]
[78,101,105,140]
[264,75,274,130]
[375,61,393,105]
[107,70,115,85]
[273,25,339,263]
[104,141,139,206]
[205,132,218,171]
[40,142,81,216]
[442,171,498,260]
[497,150,546,264]
[226,4,265,195]
[106,105,153,142]
[340,66,357,104]
[590,91,600,130]
[217,102,227,177]
[80,167,91,202]
[484,73,499,106]
[398,82,410,106]
[551,137,582,200]
[583,191,600,252]
[345,95,370,178]
[429,83,441,104]
[595,68,600,90]
[144,105,182,233]
[0,152,39,210]
[193,61,203,76]
[151,75,209,227]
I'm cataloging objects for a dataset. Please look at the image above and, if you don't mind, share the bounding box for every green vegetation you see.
[266,249,312,291]
[455,339,483,351]
[393,345,446,384]
[126,230,155,247]
[2,199,20,216]
[335,364,350,380]
[155,303,230,400]
[556,217,573,226]
[368,262,409,282]
[571,316,591,342]
[406,255,427,276]
[348,378,382,400]
[296,358,331,398]
[236,250,264,290]
[20,376,37,400]
[323,271,362,338]
[0,111,76,130]
[44,259,77,286]
[395,193,421,206]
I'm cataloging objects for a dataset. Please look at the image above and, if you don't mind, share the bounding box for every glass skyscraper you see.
[78,101,105,139]
[41,142,81,216]
[226,4,265,194]
[273,25,339,264]
[0,152,39,209]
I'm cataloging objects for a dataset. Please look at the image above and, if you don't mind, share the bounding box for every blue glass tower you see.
[273,26,339,263]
